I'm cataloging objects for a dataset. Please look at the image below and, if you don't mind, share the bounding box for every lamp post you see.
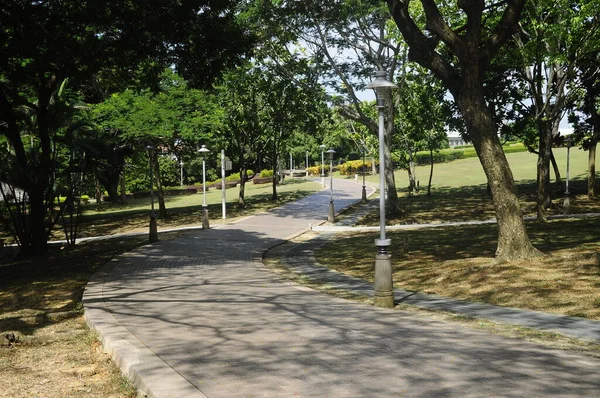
[326,148,335,222]
[198,144,210,229]
[306,150,309,177]
[146,146,158,243]
[320,144,326,186]
[362,145,367,203]
[564,135,572,214]
[180,160,184,187]
[366,70,398,308]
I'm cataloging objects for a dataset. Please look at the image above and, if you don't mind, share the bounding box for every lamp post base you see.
[328,200,335,223]
[563,194,570,214]
[362,185,367,203]
[374,246,394,308]
[149,216,158,243]
[202,206,210,230]
[321,175,325,187]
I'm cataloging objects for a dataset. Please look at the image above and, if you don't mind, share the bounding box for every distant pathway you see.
[85,179,600,398]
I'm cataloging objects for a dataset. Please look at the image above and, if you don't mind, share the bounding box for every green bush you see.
[413,142,527,166]
[502,143,527,153]
[225,170,254,182]
[260,169,274,178]
[414,150,465,166]
[453,144,474,149]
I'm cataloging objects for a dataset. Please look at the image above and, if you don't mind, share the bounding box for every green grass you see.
[359,146,590,191]
[66,178,321,239]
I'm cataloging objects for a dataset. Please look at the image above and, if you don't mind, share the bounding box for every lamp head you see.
[365,70,398,108]
[198,144,210,155]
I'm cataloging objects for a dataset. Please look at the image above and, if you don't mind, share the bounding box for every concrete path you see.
[84,179,600,398]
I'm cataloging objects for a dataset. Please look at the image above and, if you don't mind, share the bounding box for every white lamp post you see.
[366,69,398,308]
[180,160,184,187]
[306,150,309,177]
[320,144,326,186]
[362,145,367,203]
[564,135,572,214]
[326,148,335,222]
[198,144,210,229]
[146,146,158,243]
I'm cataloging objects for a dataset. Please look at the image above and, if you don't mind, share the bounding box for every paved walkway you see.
[84,179,600,398]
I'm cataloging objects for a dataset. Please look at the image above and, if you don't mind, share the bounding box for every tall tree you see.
[569,51,600,198]
[253,0,406,215]
[0,0,252,253]
[218,65,267,208]
[514,0,599,220]
[385,0,540,261]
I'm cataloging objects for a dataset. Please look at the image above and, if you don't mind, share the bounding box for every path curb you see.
[83,251,208,398]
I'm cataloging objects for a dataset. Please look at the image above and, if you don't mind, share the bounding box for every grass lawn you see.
[54,178,321,240]
[0,178,319,397]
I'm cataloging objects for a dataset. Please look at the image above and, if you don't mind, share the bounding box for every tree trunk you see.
[427,149,434,196]
[271,152,278,201]
[152,154,168,218]
[95,179,103,210]
[456,91,540,262]
[589,137,597,198]
[550,149,562,187]
[120,171,127,204]
[384,93,401,216]
[238,162,247,208]
[406,167,414,195]
[536,121,553,221]
[28,185,49,254]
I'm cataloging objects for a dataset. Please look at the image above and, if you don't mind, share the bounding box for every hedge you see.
[413,142,527,166]
[338,160,373,176]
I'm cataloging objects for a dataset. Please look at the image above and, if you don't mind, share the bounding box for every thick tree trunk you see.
[589,137,597,198]
[457,92,540,262]
[120,172,127,204]
[98,175,119,201]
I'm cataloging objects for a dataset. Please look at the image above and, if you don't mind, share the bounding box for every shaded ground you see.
[316,217,600,320]
[0,234,183,397]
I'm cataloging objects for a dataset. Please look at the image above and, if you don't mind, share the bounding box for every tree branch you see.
[385,0,461,94]
[480,0,526,70]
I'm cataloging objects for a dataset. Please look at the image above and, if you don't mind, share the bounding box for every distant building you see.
[447,131,470,148]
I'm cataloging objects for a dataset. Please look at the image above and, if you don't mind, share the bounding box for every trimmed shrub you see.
[306,166,322,176]
[413,150,465,166]
[338,160,373,176]
[260,169,274,178]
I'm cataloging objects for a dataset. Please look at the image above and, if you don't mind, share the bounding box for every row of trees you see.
[1,0,599,263]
